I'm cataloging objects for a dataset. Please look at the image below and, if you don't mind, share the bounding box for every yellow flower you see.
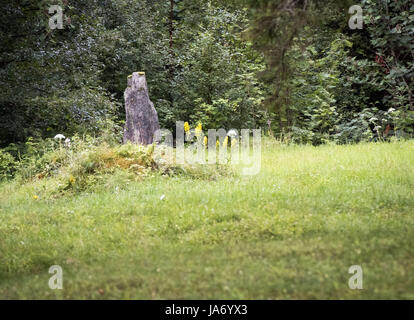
[195,122,203,136]
[231,138,237,147]
[33,195,39,200]
[184,122,190,133]
[204,136,208,146]
[216,140,220,148]
[223,136,228,147]
[69,175,76,185]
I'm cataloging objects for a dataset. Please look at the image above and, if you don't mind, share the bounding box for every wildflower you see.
[160,194,166,201]
[195,122,203,136]
[227,129,238,138]
[69,175,76,185]
[204,136,208,146]
[223,136,229,147]
[231,138,237,147]
[228,130,238,147]
[216,140,220,148]
[184,122,190,133]
[64,138,71,148]
[33,195,39,200]
[54,134,66,140]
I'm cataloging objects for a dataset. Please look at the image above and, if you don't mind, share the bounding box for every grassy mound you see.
[4,137,232,197]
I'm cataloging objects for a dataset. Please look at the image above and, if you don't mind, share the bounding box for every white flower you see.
[160,194,166,201]
[54,134,66,140]
[227,129,238,138]
[387,108,396,113]
[64,138,71,148]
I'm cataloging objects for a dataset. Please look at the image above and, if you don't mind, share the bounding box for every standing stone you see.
[123,72,160,145]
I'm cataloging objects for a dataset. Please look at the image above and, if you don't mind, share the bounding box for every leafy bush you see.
[0,149,17,180]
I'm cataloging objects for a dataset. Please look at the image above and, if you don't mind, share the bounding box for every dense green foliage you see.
[0,0,269,149]
[0,1,119,145]
[244,0,414,143]
[0,0,413,169]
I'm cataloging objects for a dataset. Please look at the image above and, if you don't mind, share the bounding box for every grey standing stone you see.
[123,72,160,145]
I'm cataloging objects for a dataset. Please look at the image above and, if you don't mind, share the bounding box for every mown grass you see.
[0,140,413,299]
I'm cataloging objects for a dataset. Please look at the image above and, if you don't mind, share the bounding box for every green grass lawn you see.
[1,140,414,299]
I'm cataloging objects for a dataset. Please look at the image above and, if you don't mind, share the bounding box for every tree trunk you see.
[123,72,160,145]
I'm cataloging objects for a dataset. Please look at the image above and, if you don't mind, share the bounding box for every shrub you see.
[0,149,17,180]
